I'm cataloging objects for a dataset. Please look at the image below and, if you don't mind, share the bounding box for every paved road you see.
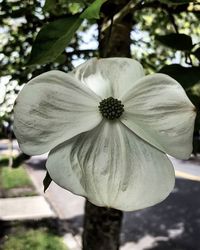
[1,140,200,250]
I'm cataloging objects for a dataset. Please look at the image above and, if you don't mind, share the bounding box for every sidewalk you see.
[26,156,84,250]
[26,155,85,219]
[0,196,55,220]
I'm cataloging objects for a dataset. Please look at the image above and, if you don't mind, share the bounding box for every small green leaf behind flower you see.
[43,171,52,192]
[28,15,82,66]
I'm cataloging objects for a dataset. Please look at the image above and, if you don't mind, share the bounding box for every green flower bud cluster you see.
[98,97,124,120]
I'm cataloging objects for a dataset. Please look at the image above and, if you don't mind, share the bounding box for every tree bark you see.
[82,1,132,250]
[98,1,132,58]
[83,202,123,250]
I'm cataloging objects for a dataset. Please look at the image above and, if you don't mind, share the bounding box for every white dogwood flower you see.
[14,58,196,211]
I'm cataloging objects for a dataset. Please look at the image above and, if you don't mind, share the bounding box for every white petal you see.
[121,73,196,159]
[46,121,175,211]
[72,58,145,99]
[14,70,102,155]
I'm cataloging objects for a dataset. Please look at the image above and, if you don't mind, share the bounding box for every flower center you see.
[98,97,124,120]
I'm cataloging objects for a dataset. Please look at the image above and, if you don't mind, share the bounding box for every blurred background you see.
[0,0,200,249]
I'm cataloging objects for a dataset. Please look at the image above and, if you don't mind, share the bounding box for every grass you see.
[2,228,67,250]
[0,164,37,197]
[0,166,32,190]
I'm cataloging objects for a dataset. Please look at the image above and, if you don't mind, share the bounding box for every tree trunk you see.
[82,1,132,249]
[83,202,123,250]
[98,1,132,58]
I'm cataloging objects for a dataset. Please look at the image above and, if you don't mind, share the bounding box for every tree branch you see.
[101,0,144,32]
[101,0,199,33]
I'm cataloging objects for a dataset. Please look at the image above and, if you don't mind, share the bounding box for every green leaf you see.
[156,33,193,51]
[43,171,52,192]
[44,0,57,12]
[159,64,200,88]
[159,0,195,5]
[80,0,107,19]
[55,54,66,64]
[28,15,82,65]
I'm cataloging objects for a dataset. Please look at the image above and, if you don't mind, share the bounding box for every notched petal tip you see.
[72,57,145,99]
